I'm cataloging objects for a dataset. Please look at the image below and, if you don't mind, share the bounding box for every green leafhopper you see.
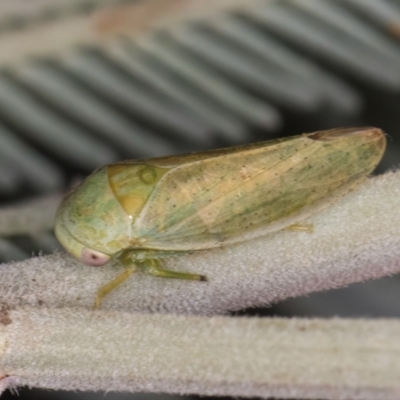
[55,127,386,308]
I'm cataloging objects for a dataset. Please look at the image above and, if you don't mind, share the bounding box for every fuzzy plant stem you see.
[0,171,400,314]
[0,308,398,399]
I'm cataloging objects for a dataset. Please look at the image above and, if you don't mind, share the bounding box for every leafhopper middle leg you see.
[139,258,207,282]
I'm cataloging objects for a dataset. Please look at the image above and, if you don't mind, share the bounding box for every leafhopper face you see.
[55,127,386,307]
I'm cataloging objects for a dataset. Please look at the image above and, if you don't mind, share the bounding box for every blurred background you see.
[1,0,400,398]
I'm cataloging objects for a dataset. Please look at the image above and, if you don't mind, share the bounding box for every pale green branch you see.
[0,193,61,236]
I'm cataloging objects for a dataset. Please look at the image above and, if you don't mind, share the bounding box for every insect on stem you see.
[55,127,386,308]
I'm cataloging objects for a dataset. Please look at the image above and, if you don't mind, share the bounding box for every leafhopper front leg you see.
[93,267,136,310]
[139,258,207,282]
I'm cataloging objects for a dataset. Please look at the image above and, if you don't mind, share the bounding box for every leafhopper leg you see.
[93,267,137,310]
[284,223,314,233]
[139,258,207,282]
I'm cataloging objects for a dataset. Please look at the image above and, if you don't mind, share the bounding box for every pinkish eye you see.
[81,248,110,267]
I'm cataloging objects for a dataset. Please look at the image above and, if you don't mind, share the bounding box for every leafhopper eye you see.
[81,248,110,267]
